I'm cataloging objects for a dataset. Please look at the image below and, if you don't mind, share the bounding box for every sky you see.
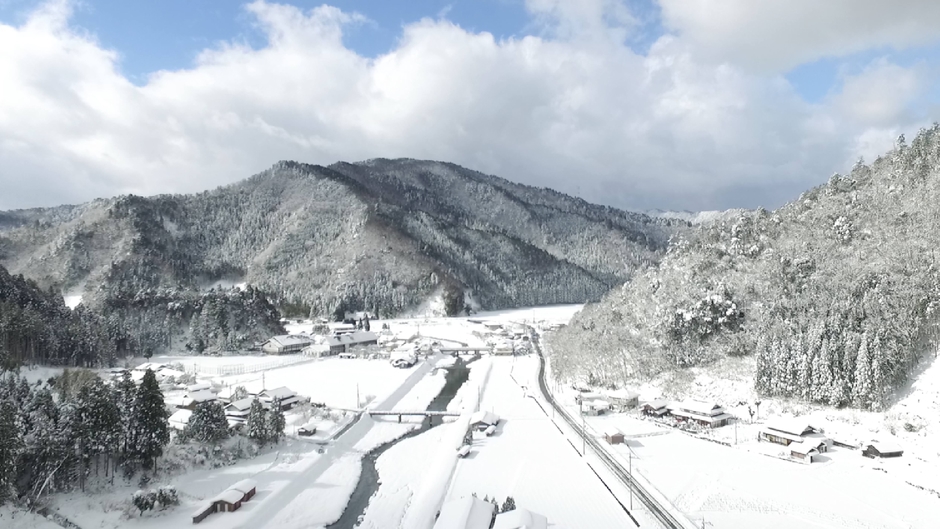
[1,1,939,212]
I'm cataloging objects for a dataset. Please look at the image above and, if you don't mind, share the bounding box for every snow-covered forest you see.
[0,159,679,356]
[550,126,940,410]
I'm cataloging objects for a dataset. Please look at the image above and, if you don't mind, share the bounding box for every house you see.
[492,342,514,356]
[863,441,904,459]
[188,382,212,393]
[574,392,605,405]
[261,334,314,355]
[169,409,193,431]
[433,496,496,529]
[330,323,357,336]
[176,388,218,410]
[493,508,548,529]
[606,389,640,411]
[641,400,670,418]
[759,418,826,446]
[604,428,625,445]
[192,479,258,524]
[470,410,500,431]
[326,330,379,354]
[298,421,318,436]
[225,398,255,425]
[257,386,300,410]
[790,441,820,463]
[582,399,611,416]
[670,400,734,428]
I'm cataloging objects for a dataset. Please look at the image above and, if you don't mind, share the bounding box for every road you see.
[529,332,695,529]
[236,354,443,529]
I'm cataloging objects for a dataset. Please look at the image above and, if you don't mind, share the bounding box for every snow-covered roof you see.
[133,362,165,371]
[675,400,723,416]
[229,479,257,495]
[790,442,819,456]
[226,397,255,412]
[259,386,297,400]
[587,399,610,410]
[470,410,499,426]
[325,330,379,347]
[265,334,314,348]
[868,440,903,454]
[603,428,623,437]
[766,417,819,438]
[643,399,669,409]
[213,489,244,505]
[493,508,548,529]
[607,389,640,400]
[188,382,212,392]
[433,496,496,529]
[168,409,192,430]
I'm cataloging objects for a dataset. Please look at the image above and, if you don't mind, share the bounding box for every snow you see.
[0,506,60,529]
[63,293,83,309]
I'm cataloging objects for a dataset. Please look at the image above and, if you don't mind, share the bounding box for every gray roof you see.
[265,335,314,348]
[325,330,378,347]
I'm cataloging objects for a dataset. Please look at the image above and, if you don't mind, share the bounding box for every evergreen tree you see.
[500,495,516,513]
[115,371,138,460]
[246,398,268,445]
[133,369,169,469]
[0,399,22,504]
[266,399,286,444]
[187,401,229,444]
[853,334,873,409]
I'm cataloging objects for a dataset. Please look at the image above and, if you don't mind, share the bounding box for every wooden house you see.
[759,418,825,446]
[641,400,670,418]
[670,400,733,428]
[863,441,903,459]
[790,442,819,464]
[606,389,640,411]
[257,386,300,410]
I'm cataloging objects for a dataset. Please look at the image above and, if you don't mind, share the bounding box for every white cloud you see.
[658,0,940,72]
[0,0,930,212]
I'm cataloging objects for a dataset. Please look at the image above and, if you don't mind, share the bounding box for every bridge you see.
[439,346,491,355]
[367,410,462,422]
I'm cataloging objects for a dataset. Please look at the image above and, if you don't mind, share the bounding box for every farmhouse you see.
[671,400,733,428]
[641,400,670,418]
[261,334,314,355]
[174,388,218,410]
[433,496,496,529]
[606,389,640,411]
[470,410,500,431]
[326,330,379,354]
[224,398,254,425]
[759,418,826,446]
[863,441,904,459]
[493,508,548,529]
[582,399,611,416]
[574,392,604,405]
[257,386,300,410]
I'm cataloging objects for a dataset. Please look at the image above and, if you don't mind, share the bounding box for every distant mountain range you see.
[0,158,682,354]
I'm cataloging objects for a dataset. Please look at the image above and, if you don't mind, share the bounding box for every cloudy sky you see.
[1,0,938,212]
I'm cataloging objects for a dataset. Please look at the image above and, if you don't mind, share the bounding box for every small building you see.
[604,428,625,445]
[759,418,825,446]
[433,496,495,529]
[671,400,733,428]
[212,489,245,513]
[192,479,258,524]
[641,400,670,418]
[863,441,904,459]
[298,421,318,436]
[582,399,611,416]
[326,330,379,354]
[187,382,212,393]
[257,386,300,410]
[229,479,257,501]
[470,410,500,431]
[790,441,820,463]
[261,334,314,355]
[169,409,193,431]
[493,508,548,529]
[224,398,254,425]
[574,392,604,405]
[606,389,640,411]
[177,388,218,410]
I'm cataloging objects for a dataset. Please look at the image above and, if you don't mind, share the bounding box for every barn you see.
[604,428,625,445]
[759,418,828,447]
[863,441,903,459]
[790,442,820,464]
[326,330,378,354]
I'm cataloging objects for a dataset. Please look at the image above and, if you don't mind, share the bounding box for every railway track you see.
[530,332,691,529]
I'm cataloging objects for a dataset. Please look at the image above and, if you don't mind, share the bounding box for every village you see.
[14,304,940,529]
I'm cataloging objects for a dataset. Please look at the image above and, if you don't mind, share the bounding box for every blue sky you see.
[1,0,939,211]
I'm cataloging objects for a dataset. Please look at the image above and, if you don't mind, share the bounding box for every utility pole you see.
[734,418,738,445]
[356,383,360,409]
[629,451,633,510]
[581,405,586,456]
[262,372,266,391]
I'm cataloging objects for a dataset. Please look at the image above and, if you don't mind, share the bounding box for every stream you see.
[326,357,475,529]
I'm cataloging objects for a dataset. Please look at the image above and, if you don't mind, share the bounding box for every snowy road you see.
[235,355,444,529]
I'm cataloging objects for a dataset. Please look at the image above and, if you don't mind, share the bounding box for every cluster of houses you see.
[259,329,379,356]
[757,418,903,463]
[433,496,548,529]
[168,383,301,431]
[191,479,257,524]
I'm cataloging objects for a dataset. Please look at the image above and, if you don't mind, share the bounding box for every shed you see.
[604,428,625,445]
[492,508,548,529]
[192,501,215,524]
[229,479,257,501]
[863,441,903,459]
[790,441,820,463]
[213,489,244,512]
[470,410,500,430]
[433,496,495,529]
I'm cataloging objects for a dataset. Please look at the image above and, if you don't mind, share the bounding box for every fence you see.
[186,354,316,376]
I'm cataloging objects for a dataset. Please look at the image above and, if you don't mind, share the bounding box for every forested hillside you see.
[550,126,940,410]
[0,159,679,355]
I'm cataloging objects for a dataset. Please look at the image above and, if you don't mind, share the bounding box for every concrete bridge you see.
[368,410,462,422]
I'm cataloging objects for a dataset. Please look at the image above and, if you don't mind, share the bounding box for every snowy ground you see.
[444,356,644,529]
[0,506,60,529]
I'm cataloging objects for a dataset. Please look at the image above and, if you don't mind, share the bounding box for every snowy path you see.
[445,356,645,529]
[235,354,444,529]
